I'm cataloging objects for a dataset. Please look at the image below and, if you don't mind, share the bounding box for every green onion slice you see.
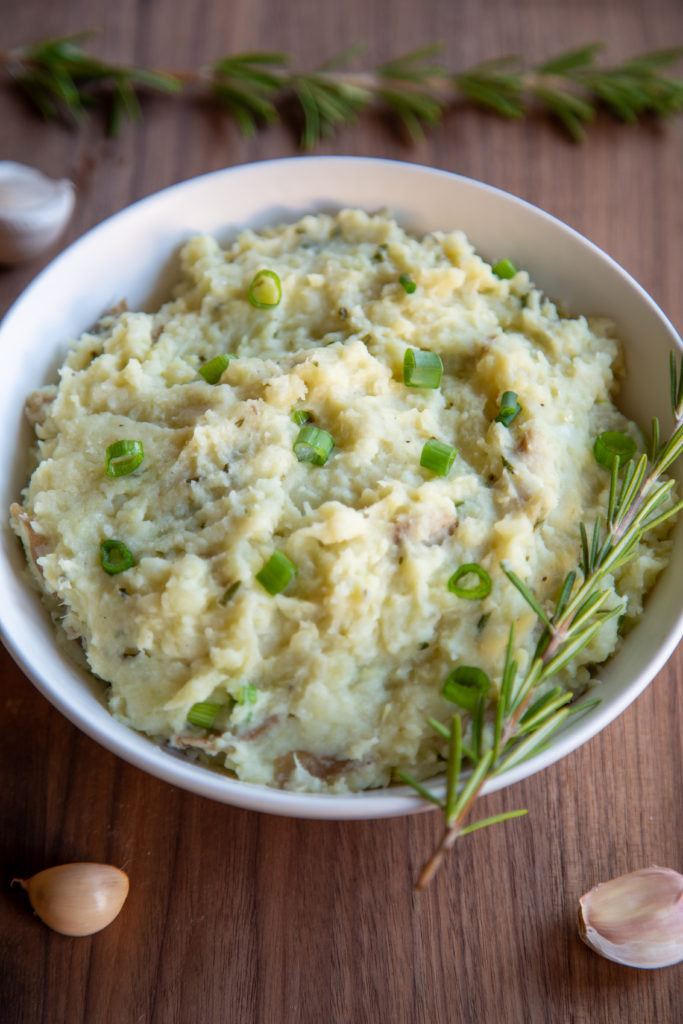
[403,348,443,389]
[495,391,522,427]
[594,431,637,470]
[219,580,241,606]
[237,684,258,705]
[105,440,144,478]
[492,258,518,280]
[448,563,491,600]
[399,273,416,294]
[199,353,232,384]
[248,269,282,308]
[442,666,491,712]
[100,538,135,575]
[291,408,312,426]
[420,438,457,476]
[294,425,335,466]
[187,701,224,729]
[256,548,297,595]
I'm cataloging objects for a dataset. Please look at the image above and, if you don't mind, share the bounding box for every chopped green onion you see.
[248,269,282,308]
[495,391,522,427]
[293,425,335,466]
[219,580,241,605]
[399,273,416,294]
[403,348,443,389]
[420,438,457,476]
[237,684,258,705]
[448,563,491,600]
[594,430,637,470]
[442,666,491,712]
[100,538,135,575]
[199,353,232,384]
[187,701,224,729]
[256,548,297,595]
[477,612,491,632]
[105,440,144,478]
[291,408,312,426]
[492,258,518,279]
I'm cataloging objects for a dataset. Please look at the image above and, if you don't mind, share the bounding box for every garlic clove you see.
[14,862,129,936]
[578,865,683,969]
[0,161,75,266]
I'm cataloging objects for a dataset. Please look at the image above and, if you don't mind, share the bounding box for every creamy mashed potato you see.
[11,209,671,792]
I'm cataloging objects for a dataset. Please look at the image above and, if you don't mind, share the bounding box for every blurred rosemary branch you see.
[2,34,683,144]
[400,354,683,890]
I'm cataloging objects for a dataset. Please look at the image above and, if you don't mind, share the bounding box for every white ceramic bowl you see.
[1,156,682,819]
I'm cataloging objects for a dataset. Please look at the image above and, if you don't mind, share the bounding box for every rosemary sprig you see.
[400,353,683,890]
[292,47,372,149]
[209,52,288,136]
[376,45,447,141]
[3,35,683,144]
[2,32,182,135]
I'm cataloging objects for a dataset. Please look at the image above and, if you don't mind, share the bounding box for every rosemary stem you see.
[415,823,461,890]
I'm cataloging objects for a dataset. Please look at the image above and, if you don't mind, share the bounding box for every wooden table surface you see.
[1,1,682,1022]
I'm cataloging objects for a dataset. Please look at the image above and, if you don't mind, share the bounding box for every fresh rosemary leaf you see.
[472,695,485,762]
[395,771,444,808]
[292,74,369,148]
[451,750,494,818]
[377,45,446,140]
[444,714,462,825]
[494,707,573,774]
[622,48,683,71]
[641,496,683,534]
[210,53,286,134]
[460,743,478,765]
[378,44,446,82]
[318,43,367,73]
[605,459,620,527]
[376,86,443,141]
[501,563,553,627]
[568,590,612,632]
[517,688,573,734]
[589,514,602,574]
[615,456,644,520]
[537,43,604,76]
[459,808,528,837]
[566,696,601,717]
[493,626,517,758]
[426,716,451,740]
[552,571,576,623]
[543,608,622,678]
[453,57,525,119]
[532,85,595,142]
[580,521,591,577]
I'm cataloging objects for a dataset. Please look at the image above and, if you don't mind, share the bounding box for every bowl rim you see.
[1,154,682,820]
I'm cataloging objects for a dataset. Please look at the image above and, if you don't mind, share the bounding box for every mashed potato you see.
[11,209,672,792]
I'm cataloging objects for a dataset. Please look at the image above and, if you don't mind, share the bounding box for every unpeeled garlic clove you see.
[578,865,683,969]
[14,862,129,936]
[0,161,75,266]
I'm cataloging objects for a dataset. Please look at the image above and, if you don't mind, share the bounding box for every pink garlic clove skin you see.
[578,865,683,969]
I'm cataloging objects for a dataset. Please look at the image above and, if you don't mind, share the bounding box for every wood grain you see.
[1,2,682,1021]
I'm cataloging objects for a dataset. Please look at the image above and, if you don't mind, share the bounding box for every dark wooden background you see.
[1,2,682,1022]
